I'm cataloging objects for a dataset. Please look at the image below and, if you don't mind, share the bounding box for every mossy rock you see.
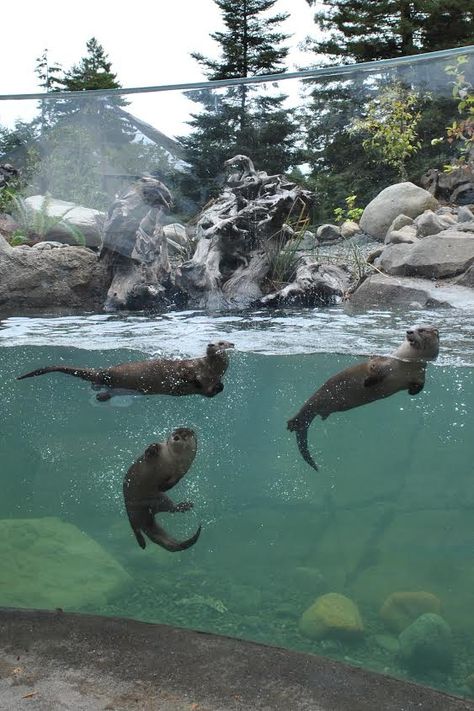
[399,613,453,672]
[299,592,364,640]
[0,517,131,610]
[380,590,441,633]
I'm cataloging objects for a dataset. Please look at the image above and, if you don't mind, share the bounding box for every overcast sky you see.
[0,0,317,136]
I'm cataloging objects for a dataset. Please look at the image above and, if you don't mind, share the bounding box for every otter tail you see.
[17,365,101,384]
[287,416,319,471]
[143,520,202,552]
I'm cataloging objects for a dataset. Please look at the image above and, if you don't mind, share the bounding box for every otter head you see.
[206,341,235,357]
[403,325,440,361]
[168,427,197,455]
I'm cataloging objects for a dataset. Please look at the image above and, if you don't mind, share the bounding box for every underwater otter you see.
[17,341,234,401]
[123,427,201,552]
[287,326,440,471]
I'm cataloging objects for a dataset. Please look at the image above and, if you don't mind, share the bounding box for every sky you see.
[0,0,317,136]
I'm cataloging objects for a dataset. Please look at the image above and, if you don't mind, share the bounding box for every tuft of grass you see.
[9,194,86,246]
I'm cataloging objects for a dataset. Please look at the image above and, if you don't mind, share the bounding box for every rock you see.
[454,264,474,287]
[380,591,442,633]
[387,214,414,234]
[31,241,68,250]
[316,224,341,242]
[384,225,418,245]
[414,210,454,238]
[299,592,364,640]
[359,182,438,241]
[451,183,474,205]
[373,634,400,654]
[340,220,360,239]
[348,273,474,310]
[421,164,474,203]
[24,195,105,248]
[377,230,474,279]
[0,212,19,239]
[0,516,130,609]
[0,235,109,314]
[399,613,453,672]
[457,206,474,223]
[465,673,474,692]
[297,230,317,250]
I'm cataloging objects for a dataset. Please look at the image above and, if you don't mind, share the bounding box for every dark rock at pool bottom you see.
[399,613,454,672]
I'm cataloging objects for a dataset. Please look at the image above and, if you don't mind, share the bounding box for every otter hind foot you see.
[144,520,202,552]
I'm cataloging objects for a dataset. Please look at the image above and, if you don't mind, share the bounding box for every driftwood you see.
[258,257,351,308]
[175,155,313,310]
[100,176,177,311]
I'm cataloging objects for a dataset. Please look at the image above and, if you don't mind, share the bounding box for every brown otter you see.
[17,341,234,401]
[287,326,440,471]
[123,427,201,552]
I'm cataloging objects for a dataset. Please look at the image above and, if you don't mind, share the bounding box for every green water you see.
[1,343,473,696]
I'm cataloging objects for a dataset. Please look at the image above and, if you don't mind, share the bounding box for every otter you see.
[17,341,234,401]
[123,427,201,552]
[287,326,440,471]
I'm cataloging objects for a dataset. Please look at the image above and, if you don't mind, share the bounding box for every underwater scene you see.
[0,307,473,698]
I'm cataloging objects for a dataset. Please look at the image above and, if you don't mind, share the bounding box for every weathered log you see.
[258,257,351,308]
[175,155,313,310]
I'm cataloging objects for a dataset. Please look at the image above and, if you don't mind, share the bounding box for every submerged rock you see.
[299,592,364,640]
[399,613,453,672]
[0,516,130,610]
[380,591,442,634]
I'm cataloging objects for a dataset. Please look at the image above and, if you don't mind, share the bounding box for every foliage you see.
[333,194,363,224]
[433,55,474,170]
[180,0,301,204]
[304,0,474,61]
[8,193,86,246]
[265,198,310,289]
[352,82,422,181]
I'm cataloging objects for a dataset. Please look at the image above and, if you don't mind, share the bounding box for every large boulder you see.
[0,516,130,610]
[360,183,438,241]
[24,195,105,247]
[348,273,474,310]
[376,230,474,279]
[0,235,109,313]
[299,592,364,640]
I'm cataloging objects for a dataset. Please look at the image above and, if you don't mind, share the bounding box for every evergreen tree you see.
[305,0,474,62]
[180,0,301,204]
[302,1,474,219]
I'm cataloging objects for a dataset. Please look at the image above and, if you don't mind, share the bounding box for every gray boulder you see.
[348,273,474,310]
[377,230,474,279]
[24,195,104,248]
[360,182,438,241]
[414,210,454,238]
[399,613,453,672]
[458,206,474,223]
[340,220,360,239]
[385,225,418,245]
[316,224,341,242]
[0,236,109,314]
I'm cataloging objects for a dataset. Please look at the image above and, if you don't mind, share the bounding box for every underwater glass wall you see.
[1,46,474,698]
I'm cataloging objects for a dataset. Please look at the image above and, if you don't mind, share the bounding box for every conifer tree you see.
[181,0,300,203]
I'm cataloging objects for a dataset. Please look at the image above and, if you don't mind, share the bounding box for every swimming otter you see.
[287,326,440,471]
[123,427,201,552]
[17,341,234,401]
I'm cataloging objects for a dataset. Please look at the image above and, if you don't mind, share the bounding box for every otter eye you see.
[173,435,180,442]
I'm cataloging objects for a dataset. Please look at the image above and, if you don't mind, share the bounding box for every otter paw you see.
[175,501,194,512]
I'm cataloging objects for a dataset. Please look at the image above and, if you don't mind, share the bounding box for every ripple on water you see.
[0,306,472,366]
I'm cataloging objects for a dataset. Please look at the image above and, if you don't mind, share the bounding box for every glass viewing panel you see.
[1,46,474,699]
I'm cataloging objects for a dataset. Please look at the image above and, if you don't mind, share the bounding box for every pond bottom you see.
[0,608,472,711]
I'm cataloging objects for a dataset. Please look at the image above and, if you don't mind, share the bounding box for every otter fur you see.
[123,427,201,552]
[17,341,234,401]
[287,326,440,471]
